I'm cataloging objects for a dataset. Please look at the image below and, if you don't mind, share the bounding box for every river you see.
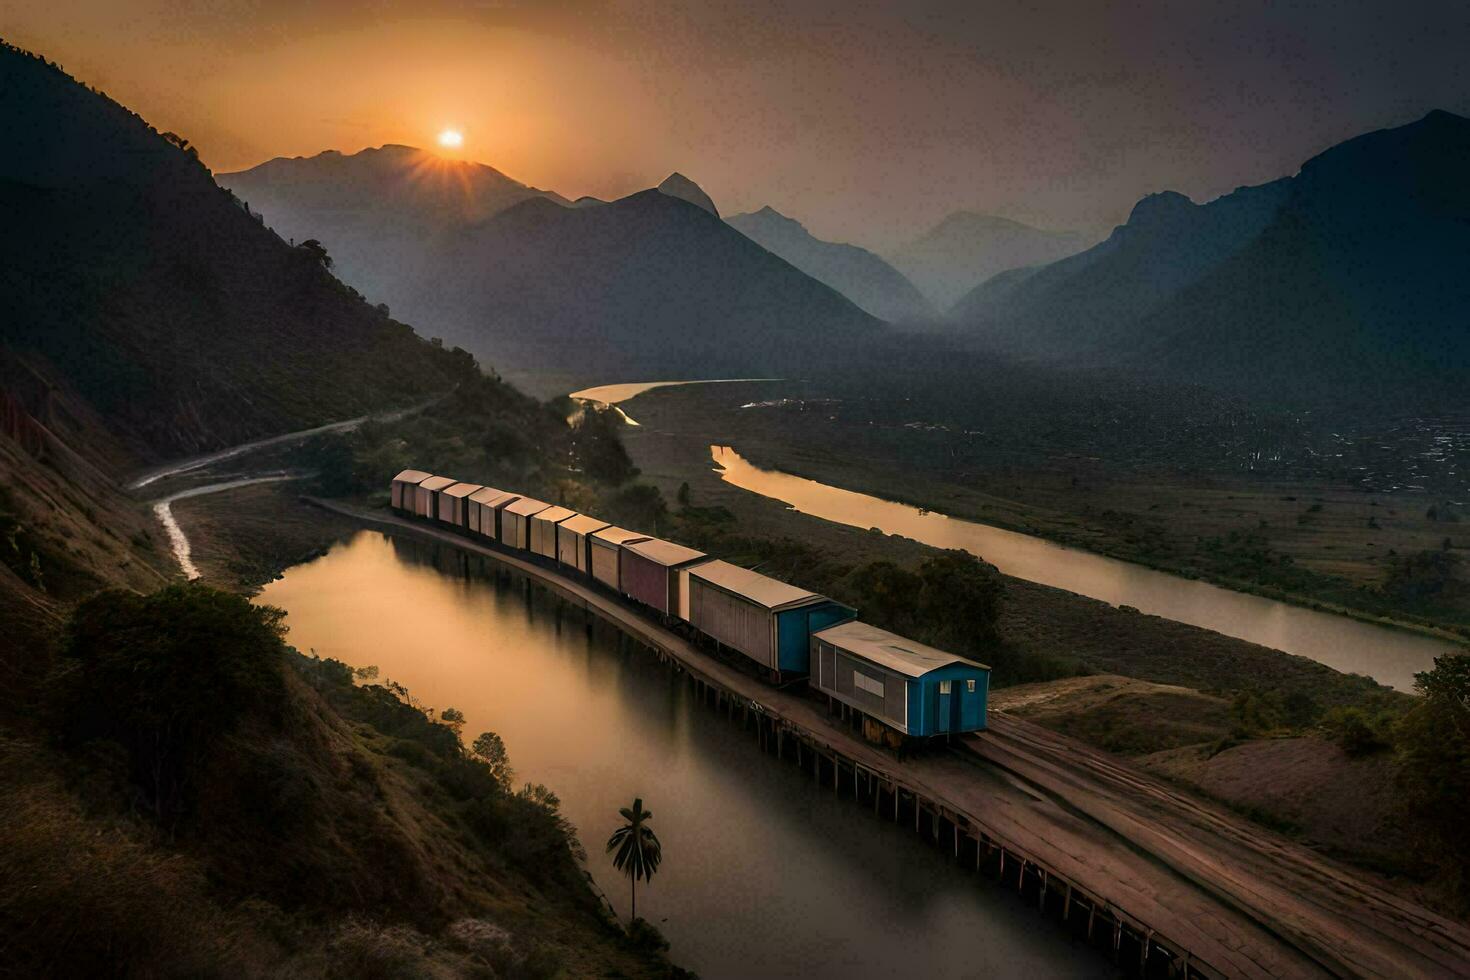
[259,532,1106,979]
[710,445,1458,692]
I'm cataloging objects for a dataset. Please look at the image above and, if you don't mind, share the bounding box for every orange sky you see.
[9,1,1468,248]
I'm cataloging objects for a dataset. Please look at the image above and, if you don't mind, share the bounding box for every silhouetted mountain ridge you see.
[401,188,882,385]
[951,110,1470,403]
[727,206,932,321]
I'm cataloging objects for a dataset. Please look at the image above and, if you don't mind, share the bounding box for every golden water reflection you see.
[710,445,1457,692]
[259,532,1104,979]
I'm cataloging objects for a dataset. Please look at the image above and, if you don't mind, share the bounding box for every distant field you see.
[625,370,1470,637]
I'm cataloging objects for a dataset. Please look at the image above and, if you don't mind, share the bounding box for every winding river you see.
[708,446,1457,692]
[580,380,1458,692]
[260,533,1105,979]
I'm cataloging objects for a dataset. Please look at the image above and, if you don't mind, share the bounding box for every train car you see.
[686,560,855,678]
[588,527,650,591]
[556,514,611,574]
[437,482,483,530]
[619,537,709,617]
[529,505,577,558]
[413,475,457,520]
[466,487,520,541]
[500,497,551,550]
[390,469,432,512]
[810,620,989,741]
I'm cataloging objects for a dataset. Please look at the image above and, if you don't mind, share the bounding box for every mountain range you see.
[224,156,881,391]
[887,212,1090,311]
[950,110,1470,402]
[726,206,932,322]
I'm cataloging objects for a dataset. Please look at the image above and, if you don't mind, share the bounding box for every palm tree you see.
[606,797,661,923]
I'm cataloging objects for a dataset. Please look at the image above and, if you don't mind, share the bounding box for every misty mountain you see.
[401,189,883,387]
[656,172,719,216]
[952,110,1470,402]
[727,206,933,322]
[0,43,464,458]
[888,212,1090,310]
[218,145,567,309]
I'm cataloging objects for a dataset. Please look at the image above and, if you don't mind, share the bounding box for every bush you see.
[1321,706,1389,756]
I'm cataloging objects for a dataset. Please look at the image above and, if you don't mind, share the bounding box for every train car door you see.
[936,679,953,733]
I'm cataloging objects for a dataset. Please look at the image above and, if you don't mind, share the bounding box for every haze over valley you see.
[3,5,1470,977]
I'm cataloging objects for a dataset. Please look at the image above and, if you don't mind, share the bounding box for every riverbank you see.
[625,379,1470,643]
[298,496,1470,978]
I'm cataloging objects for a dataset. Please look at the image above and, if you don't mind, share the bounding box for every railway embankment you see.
[307,497,1470,979]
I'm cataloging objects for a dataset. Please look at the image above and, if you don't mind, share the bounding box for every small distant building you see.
[529,505,577,558]
[686,560,855,677]
[390,469,432,511]
[437,482,483,529]
[811,620,989,739]
[619,537,709,617]
[413,475,457,520]
[500,497,551,550]
[588,527,650,591]
[466,487,520,540]
[556,513,611,573]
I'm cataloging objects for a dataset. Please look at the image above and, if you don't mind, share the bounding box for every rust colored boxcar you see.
[437,482,483,529]
[529,505,576,558]
[500,497,551,550]
[390,469,432,511]
[619,537,709,616]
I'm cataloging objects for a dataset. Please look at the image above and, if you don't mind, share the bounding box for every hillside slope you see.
[889,211,1088,310]
[0,44,465,461]
[728,206,932,321]
[953,111,1470,403]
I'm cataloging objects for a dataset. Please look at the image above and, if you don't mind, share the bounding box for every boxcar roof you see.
[690,559,825,611]
[813,620,989,677]
[623,537,706,568]
[532,505,577,524]
[468,487,518,507]
[504,497,552,517]
[418,475,457,492]
[392,469,433,485]
[592,526,651,547]
[560,513,610,536]
[442,482,483,499]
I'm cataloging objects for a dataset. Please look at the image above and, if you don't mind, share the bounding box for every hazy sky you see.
[10,0,1469,248]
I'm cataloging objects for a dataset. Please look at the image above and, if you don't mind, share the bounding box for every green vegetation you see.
[606,797,662,925]
[1395,655,1470,906]
[0,582,684,977]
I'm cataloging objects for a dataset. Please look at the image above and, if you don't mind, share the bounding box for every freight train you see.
[391,469,990,743]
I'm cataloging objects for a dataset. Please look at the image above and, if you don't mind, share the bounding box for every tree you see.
[472,731,514,790]
[605,797,661,924]
[297,238,333,269]
[1395,654,1470,904]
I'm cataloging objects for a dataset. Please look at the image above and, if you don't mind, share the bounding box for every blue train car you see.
[811,620,989,740]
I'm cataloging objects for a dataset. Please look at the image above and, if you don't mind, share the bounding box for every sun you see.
[437,129,464,150]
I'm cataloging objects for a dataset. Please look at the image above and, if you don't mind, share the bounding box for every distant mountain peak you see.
[656,172,719,217]
[1125,190,1196,227]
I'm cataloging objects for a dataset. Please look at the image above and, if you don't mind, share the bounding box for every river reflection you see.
[259,532,1106,980]
[710,445,1459,692]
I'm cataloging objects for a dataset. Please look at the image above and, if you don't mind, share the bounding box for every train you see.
[390,469,990,744]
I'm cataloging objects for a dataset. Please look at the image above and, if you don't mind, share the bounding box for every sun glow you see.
[437,128,464,149]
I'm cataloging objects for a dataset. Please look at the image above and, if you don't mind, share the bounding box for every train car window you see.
[939,680,952,695]
[966,679,976,693]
